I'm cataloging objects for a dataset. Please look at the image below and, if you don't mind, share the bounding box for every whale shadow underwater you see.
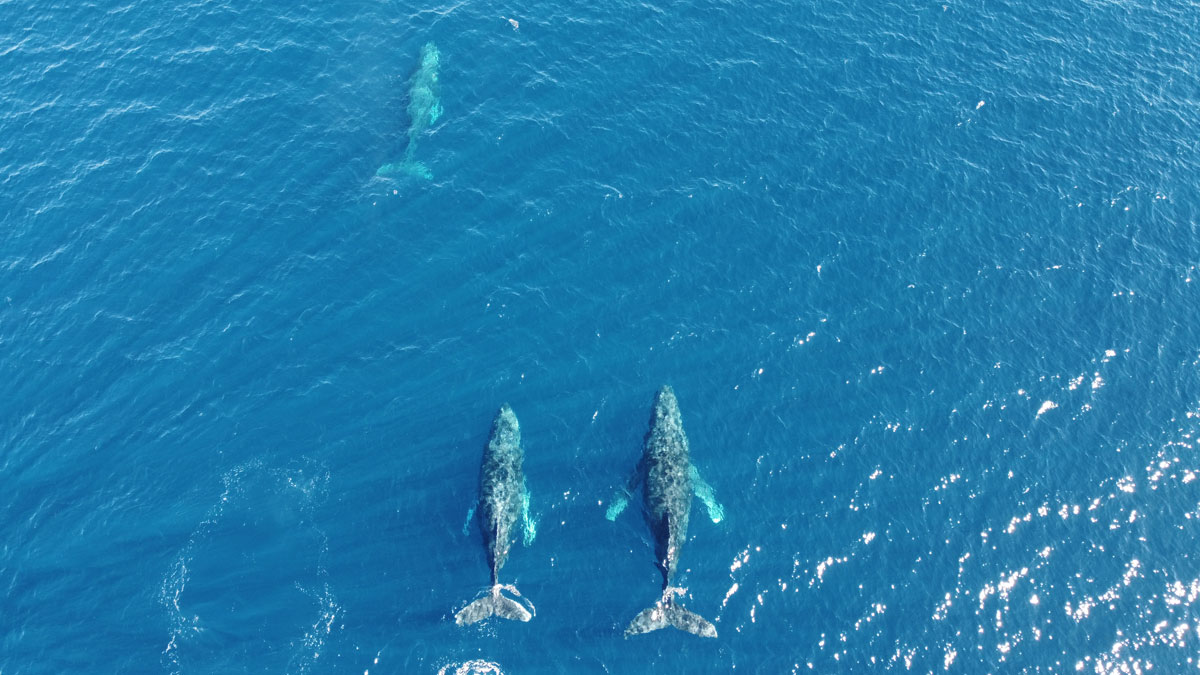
[377,41,442,180]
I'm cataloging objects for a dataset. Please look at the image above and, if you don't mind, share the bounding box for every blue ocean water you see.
[3,0,1199,671]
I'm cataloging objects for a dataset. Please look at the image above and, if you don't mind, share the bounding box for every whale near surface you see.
[454,404,536,626]
[610,386,722,638]
[377,41,442,179]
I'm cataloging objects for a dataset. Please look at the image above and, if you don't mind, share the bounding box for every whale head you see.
[419,42,440,72]
[495,403,518,429]
[651,385,681,428]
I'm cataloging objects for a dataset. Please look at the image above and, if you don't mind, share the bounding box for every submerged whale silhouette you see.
[608,386,724,638]
[378,42,442,180]
[455,405,536,625]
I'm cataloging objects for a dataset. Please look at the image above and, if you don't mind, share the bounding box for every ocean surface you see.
[3,0,1199,672]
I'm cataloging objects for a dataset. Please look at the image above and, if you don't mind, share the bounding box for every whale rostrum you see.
[455,404,536,626]
[608,386,723,638]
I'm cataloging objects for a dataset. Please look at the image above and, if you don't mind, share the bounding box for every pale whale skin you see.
[454,404,535,626]
[378,42,442,179]
[619,386,719,639]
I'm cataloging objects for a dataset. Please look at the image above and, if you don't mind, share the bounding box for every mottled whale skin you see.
[454,404,535,626]
[612,386,719,638]
[378,42,442,180]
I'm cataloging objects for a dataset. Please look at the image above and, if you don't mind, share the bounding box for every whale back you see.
[406,42,442,134]
[641,386,692,586]
[478,404,525,578]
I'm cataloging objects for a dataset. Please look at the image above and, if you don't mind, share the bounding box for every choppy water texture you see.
[3,0,1199,672]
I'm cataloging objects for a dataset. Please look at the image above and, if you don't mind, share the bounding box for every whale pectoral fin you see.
[606,466,644,522]
[690,466,725,524]
[462,505,476,536]
[521,485,537,546]
[605,490,630,522]
[429,101,443,124]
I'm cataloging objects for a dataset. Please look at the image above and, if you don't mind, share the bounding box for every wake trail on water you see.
[159,459,337,674]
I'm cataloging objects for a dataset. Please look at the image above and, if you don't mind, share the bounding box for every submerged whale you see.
[455,404,536,625]
[608,386,724,638]
[378,42,442,180]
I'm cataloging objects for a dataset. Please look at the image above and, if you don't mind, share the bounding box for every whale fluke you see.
[455,584,534,625]
[376,160,432,179]
[625,596,717,638]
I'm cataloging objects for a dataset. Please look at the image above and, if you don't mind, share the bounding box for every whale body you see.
[378,42,442,180]
[454,404,535,625]
[610,386,720,638]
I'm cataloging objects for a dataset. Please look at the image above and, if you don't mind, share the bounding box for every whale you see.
[378,42,442,180]
[455,404,536,625]
[607,386,724,638]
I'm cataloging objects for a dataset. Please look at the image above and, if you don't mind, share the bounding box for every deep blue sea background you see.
[3,0,1200,672]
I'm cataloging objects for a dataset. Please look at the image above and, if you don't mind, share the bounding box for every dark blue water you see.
[3,0,1199,672]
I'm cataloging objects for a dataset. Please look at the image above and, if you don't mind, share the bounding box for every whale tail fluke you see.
[455,585,534,626]
[376,160,432,180]
[625,600,718,638]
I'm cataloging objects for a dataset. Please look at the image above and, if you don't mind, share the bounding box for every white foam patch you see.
[730,548,751,573]
[438,660,504,675]
[160,460,335,674]
[161,460,264,671]
[722,582,740,608]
